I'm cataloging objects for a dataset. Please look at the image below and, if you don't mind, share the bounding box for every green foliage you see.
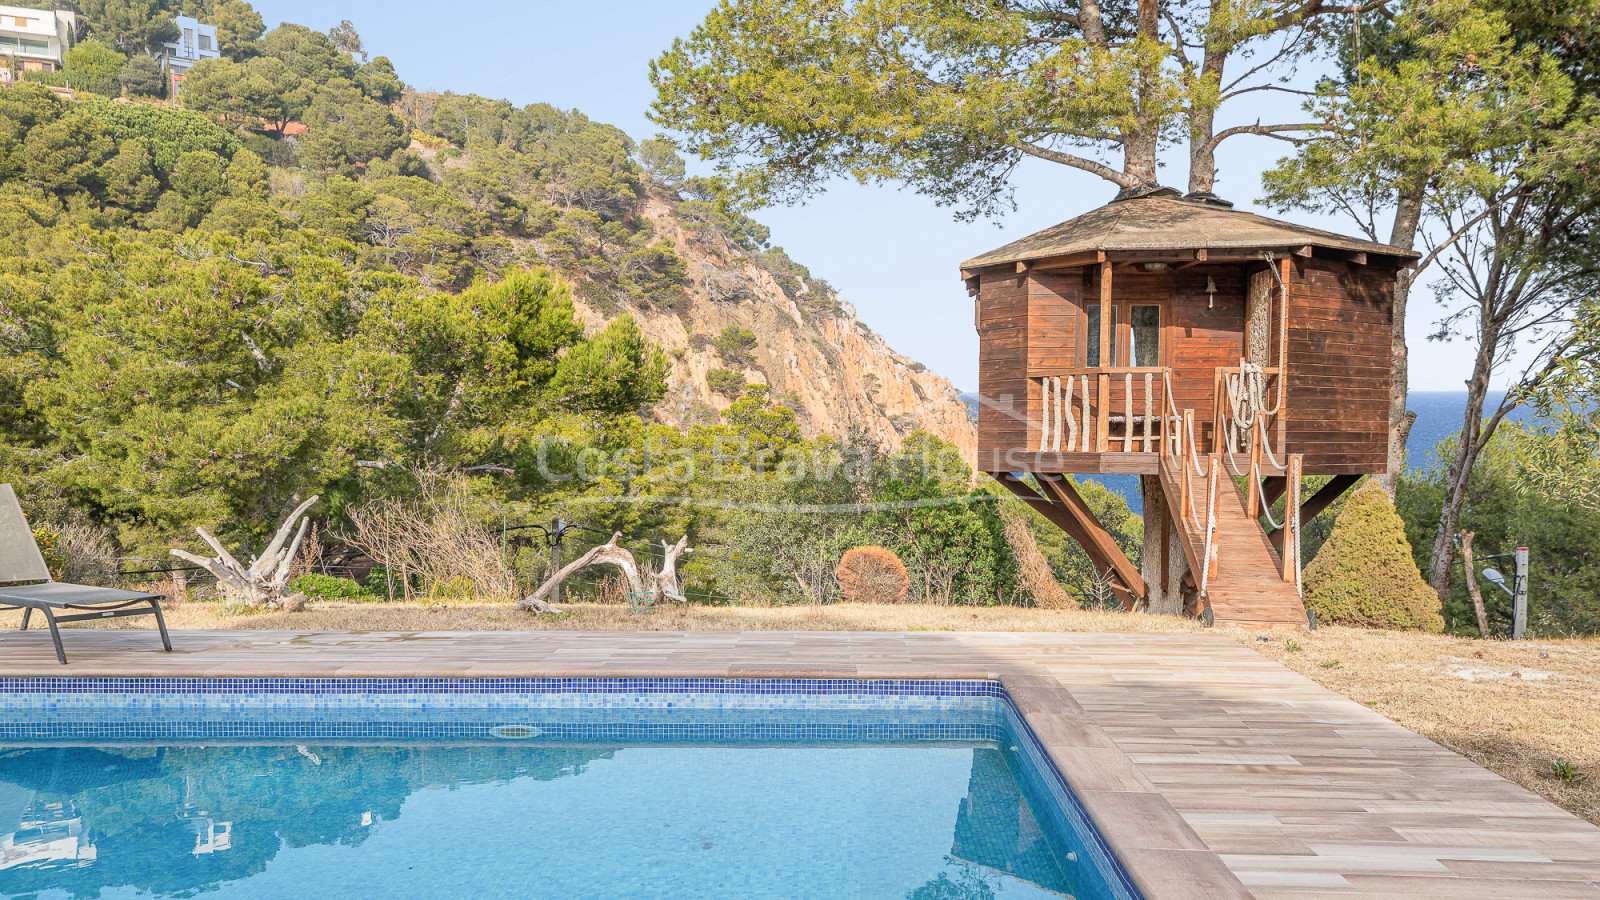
[64,40,129,81]
[358,56,406,104]
[1551,758,1590,785]
[1265,0,1575,222]
[31,527,63,580]
[22,112,114,196]
[636,138,685,189]
[76,0,173,53]
[713,325,757,366]
[549,315,671,417]
[0,221,666,555]
[206,0,266,59]
[0,6,1044,612]
[78,99,240,173]
[1305,483,1444,632]
[1398,427,1600,636]
[706,367,745,397]
[101,142,160,211]
[287,573,372,602]
[1525,300,1600,513]
[119,54,165,97]
[297,84,407,172]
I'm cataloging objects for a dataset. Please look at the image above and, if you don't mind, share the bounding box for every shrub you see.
[707,367,745,397]
[837,545,909,604]
[288,573,372,603]
[31,528,63,581]
[1303,483,1444,632]
[713,325,758,366]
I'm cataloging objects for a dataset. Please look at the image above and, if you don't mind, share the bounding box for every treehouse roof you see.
[961,191,1419,270]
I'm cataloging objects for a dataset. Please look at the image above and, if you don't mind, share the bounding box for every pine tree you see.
[1303,483,1444,632]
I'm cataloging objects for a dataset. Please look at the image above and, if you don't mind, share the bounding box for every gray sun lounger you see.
[0,484,171,664]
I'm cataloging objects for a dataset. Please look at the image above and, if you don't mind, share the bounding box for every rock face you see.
[569,198,978,461]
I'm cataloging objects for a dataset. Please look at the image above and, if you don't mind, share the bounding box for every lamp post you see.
[1480,547,1531,639]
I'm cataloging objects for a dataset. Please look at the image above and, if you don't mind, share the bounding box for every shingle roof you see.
[961,196,1418,269]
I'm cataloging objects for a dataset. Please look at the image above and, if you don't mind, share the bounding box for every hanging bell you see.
[1205,275,1218,309]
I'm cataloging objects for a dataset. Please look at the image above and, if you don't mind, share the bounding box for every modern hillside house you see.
[162,15,220,74]
[0,5,75,75]
[961,187,1416,627]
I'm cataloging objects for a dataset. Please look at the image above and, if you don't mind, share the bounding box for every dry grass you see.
[7,599,1204,635]
[1248,626,1600,826]
[6,600,1596,824]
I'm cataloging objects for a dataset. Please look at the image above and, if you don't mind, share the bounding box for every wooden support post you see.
[991,474,1143,607]
[1098,261,1112,452]
[1212,368,1226,454]
[1098,260,1113,364]
[1277,257,1292,457]
[1282,454,1302,582]
[1034,474,1147,602]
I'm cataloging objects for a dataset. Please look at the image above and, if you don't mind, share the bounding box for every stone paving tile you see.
[0,627,1597,898]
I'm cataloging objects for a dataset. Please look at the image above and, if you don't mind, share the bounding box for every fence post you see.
[549,518,564,605]
[1513,546,1529,639]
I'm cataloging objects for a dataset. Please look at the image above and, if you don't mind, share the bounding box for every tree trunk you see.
[1124,0,1162,187]
[1379,187,1425,495]
[652,535,692,603]
[1186,27,1229,195]
[1461,531,1491,638]
[1426,324,1498,604]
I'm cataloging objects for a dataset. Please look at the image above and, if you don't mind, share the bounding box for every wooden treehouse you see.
[961,188,1417,627]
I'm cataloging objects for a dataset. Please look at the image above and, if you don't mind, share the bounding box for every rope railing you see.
[1256,415,1285,472]
[1034,368,1166,453]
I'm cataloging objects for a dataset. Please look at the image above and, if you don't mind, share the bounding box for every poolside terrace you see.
[1,627,1596,898]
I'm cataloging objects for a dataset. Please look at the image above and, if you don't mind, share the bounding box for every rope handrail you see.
[1256,415,1285,471]
[1257,479,1284,530]
[1185,412,1207,474]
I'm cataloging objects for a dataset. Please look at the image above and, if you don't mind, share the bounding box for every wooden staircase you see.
[1159,455,1309,628]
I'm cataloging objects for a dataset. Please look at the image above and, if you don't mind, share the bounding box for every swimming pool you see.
[0,678,1138,900]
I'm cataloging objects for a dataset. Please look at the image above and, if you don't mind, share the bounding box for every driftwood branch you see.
[516,532,693,614]
[170,495,318,611]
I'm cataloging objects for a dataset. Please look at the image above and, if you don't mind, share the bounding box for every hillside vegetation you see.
[0,8,1120,608]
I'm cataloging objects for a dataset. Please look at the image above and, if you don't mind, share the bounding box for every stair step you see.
[1160,456,1308,627]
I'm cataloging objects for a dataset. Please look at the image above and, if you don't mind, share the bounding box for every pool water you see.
[0,680,1135,900]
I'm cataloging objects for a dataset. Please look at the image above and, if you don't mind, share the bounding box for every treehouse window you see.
[1130,305,1161,367]
[1086,304,1117,367]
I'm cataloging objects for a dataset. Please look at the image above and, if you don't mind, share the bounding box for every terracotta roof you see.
[961,195,1418,269]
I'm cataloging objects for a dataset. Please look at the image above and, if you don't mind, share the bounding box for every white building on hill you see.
[162,15,219,74]
[0,5,75,77]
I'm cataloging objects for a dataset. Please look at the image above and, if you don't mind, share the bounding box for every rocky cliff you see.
[569,196,977,461]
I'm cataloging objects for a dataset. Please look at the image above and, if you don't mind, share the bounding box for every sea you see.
[959,390,1545,514]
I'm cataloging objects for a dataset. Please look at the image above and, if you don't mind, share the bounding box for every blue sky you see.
[257,0,1478,392]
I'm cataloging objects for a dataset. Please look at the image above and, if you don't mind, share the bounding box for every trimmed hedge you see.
[1303,483,1444,632]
